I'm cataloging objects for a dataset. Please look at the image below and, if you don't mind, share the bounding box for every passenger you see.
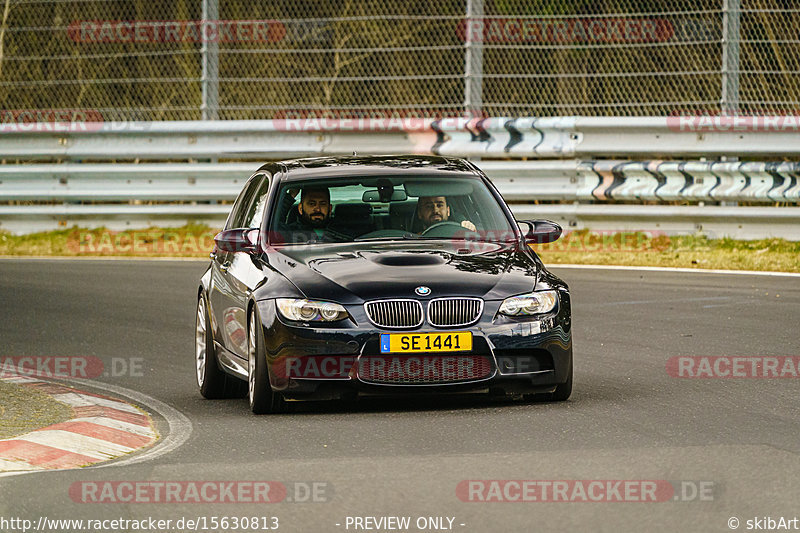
[278,187,349,241]
[291,187,330,235]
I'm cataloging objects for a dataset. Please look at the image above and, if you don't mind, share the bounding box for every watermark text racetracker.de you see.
[457,17,675,43]
[273,354,491,382]
[70,480,330,504]
[450,229,669,254]
[68,227,670,257]
[667,112,800,133]
[69,20,286,43]
[0,356,144,379]
[0,109,153,133]
[526,229,668,253]
[457,480,715,502]
[667,356,800,378]
[69,229,217,256]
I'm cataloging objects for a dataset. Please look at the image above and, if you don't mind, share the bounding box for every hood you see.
[265,241,539,303]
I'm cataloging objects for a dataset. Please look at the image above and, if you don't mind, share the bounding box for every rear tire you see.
[248,307,289,414]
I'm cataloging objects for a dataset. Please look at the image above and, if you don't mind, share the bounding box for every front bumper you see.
[255,291,572,400]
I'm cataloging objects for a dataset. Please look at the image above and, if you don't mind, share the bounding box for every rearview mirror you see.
[362,189,408,202]
[517,220,562,244]
[214,228,259,253]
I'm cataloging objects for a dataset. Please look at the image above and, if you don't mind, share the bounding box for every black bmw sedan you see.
[196,155,572,413]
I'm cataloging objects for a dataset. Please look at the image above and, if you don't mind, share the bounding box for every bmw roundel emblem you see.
[415,286,431,296]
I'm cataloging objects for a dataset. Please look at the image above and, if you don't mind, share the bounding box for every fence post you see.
[721,0,740,114]
[464,0,484,117]
[201,0,219,120]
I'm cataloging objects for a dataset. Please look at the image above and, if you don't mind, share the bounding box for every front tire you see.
[523,363,573,403]
[196,294,229,398]
[551,364,573,401]
[248,307,289,414]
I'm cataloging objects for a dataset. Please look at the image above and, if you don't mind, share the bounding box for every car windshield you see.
[268,175,516,245]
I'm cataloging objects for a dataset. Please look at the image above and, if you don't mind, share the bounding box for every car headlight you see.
[276,298,349,322]
[498,290,558,316]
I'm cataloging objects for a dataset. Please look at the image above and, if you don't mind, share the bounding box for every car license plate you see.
[380,332,472,354]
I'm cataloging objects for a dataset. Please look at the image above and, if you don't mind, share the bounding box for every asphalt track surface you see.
[0,258,798,532]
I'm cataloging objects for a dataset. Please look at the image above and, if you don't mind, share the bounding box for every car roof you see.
[262,155,482,182]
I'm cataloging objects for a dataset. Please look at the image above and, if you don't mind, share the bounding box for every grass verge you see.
[0,225,798,273]
[0,380,73,439]
[534,231,800,273]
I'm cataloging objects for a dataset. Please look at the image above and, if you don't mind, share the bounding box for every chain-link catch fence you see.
[0,0,798,121]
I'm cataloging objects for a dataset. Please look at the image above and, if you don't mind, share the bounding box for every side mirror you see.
[517,219,562,244]
[214,228,259,253]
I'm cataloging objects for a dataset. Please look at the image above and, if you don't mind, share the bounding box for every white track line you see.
[3,256,798,276]
[549,264,800,278]
[69,416,157,438]
[4,256,796,276]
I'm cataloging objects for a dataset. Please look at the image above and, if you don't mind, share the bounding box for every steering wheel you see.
[420,221,474,237]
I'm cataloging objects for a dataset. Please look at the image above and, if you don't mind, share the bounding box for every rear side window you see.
[241,175,271,228]
[227,173,270,229]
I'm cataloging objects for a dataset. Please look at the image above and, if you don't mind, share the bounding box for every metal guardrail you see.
[511,204,800,242]
[486,160,800,203]
[0,118,798,238]
[433,116,800,159]
[1,159,799,238]
[0,163,255,202]
[2,116,800,161]
[2,160,798,204]
[2,203,799,241]
[0,204,230,234]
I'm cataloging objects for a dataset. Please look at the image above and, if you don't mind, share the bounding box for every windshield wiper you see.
[353,235,415,242]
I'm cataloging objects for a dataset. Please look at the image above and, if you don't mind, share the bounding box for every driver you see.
[416,196,476,232]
